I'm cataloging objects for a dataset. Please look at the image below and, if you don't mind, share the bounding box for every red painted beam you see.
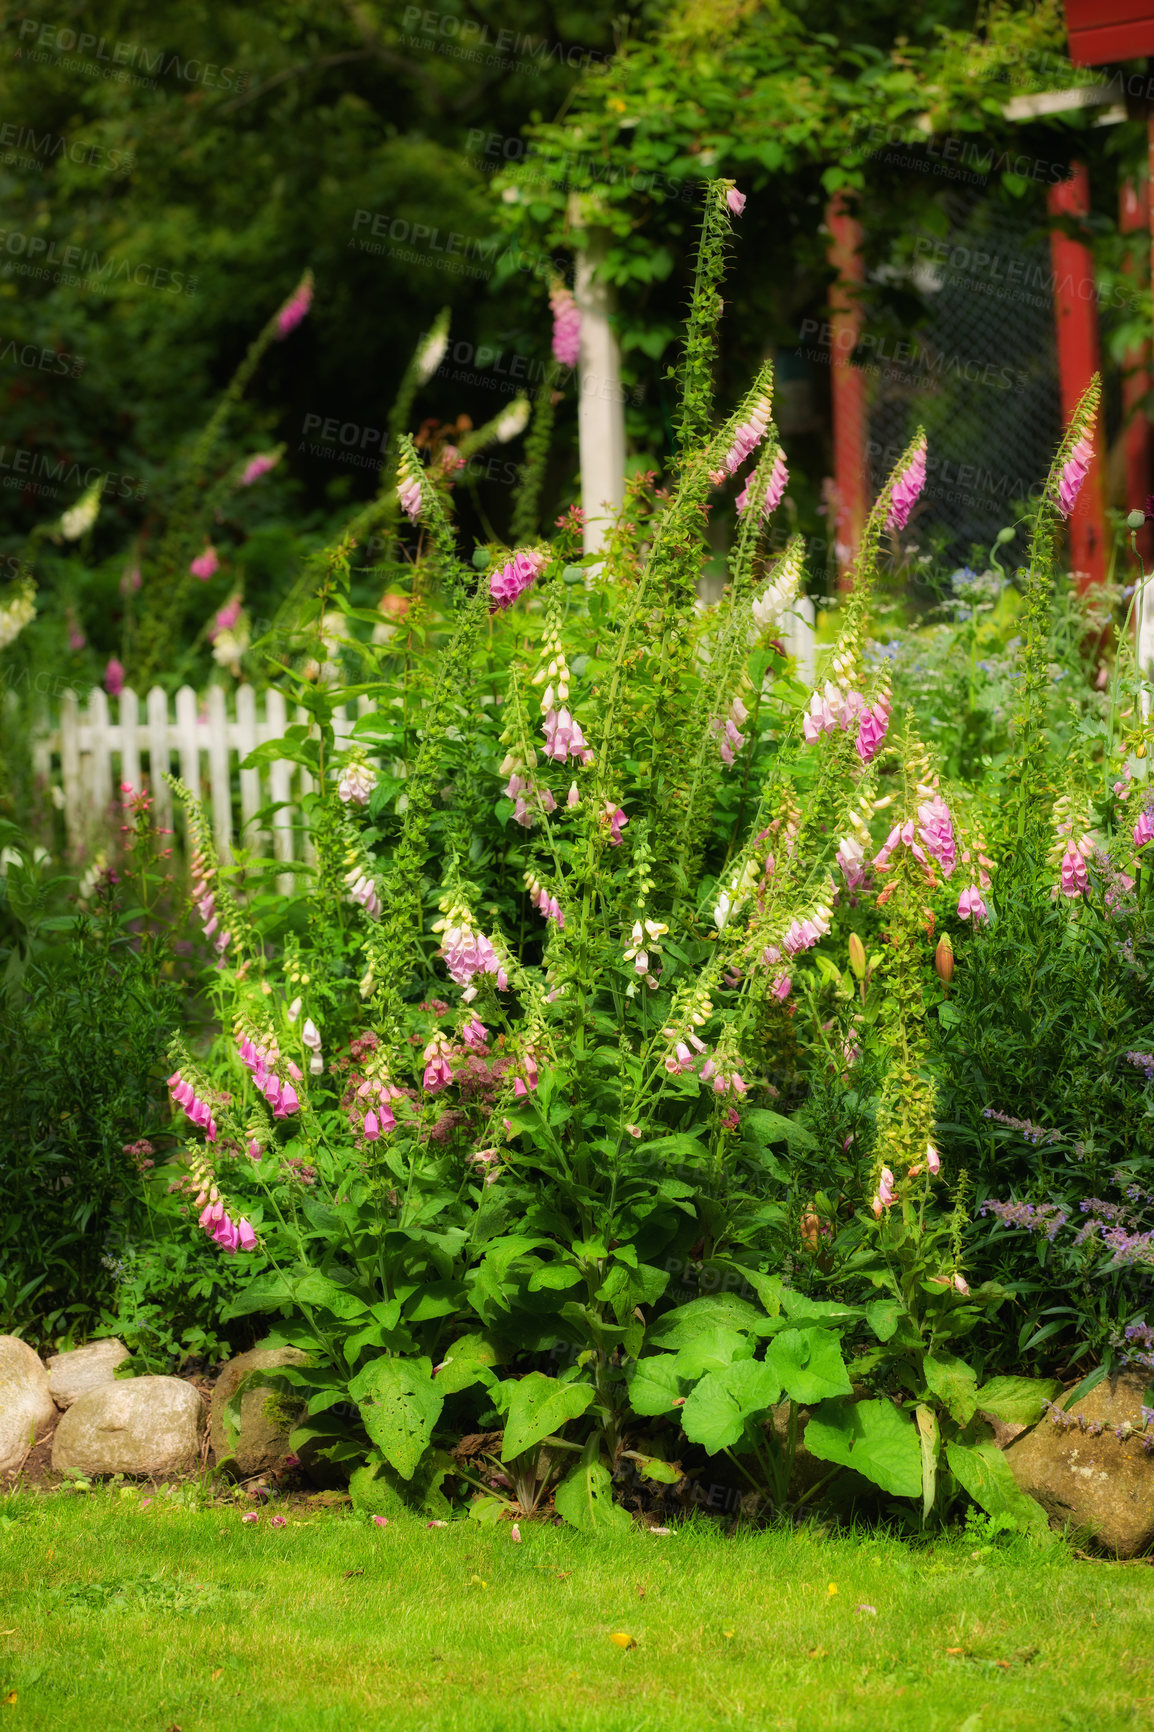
[826,194,868,590]
[1048,163,1108,587]
[1121,172,1153,560]
[1065,0,1154,63]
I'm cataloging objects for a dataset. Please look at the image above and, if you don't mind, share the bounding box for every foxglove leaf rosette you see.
[885,433,927,533]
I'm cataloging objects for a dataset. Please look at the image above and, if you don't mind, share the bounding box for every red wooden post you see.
[826,194,868,589]
[1121,172,1153,560]
[1047,162,1108,588]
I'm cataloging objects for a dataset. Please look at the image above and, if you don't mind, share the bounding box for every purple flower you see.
[490,548,547,610]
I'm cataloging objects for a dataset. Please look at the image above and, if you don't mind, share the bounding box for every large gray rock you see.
[209,1347,309,1477]
[1006,1370,1154,1557]
[47,1339,130,1409]
[52,1376,206,1478]
[0,1336,56,1476]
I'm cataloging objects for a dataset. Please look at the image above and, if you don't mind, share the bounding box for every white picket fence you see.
[30,602,816,883]
[33,686,374,889]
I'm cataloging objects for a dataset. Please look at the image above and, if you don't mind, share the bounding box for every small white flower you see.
[494,398,531,443]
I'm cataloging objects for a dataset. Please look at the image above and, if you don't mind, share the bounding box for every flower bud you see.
[934,933,954,987]
[848,933,867,980]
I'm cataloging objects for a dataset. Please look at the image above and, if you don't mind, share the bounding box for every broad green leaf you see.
[554,1458,631,1532]
[349,1451,452,1519]
[975,1375,1061,1427]
[680,1358,783,1455]
[764,1328,851,1405]
[500,1372,594,1462]
[433,1333,504,1396]
[743,1109,817,1153]
[945,1437,1049,1533]
[293,1273,370,1321]
[348,1357,442,1481]
[924,1354,979,1427]
[221,1272,294,1319]
[915,1406,940,1524]
[805,1400,922,1498]
[626,1451,681,1484]
[866,1300,904,1342]
[672,1326,755,1381]
[648,1294,776,1347]
[626,1355,686,1417]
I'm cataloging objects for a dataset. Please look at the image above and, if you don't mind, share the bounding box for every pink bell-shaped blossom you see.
[726,186,746,217]
[549,282,581,369]
[856,691,891,763]
[957,884,987,921]
[396,475,422,522]
[190,545,219,582]
[1057,434,1093,518]
[489,548,547,610]
[1059,847,1088,898]
[885,436,927,533]
[276,276,313,337]
[240,451,280,486]
[104,658,125,698]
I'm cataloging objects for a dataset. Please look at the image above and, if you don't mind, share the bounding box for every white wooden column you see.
[574,229,626,557]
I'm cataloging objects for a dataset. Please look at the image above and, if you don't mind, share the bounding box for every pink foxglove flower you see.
[925,1142,941,1176]
[338,762,377,806]
[957,884,987,921]
[856,690,891,763]
[422,1034,453,1093]
[276,275,313,337]
[1059,847,1088,898]
[489,547,547,610]
[104,657,125,698]
[190,545,219,582]
[739,447,789,520]
[953,1273,970,1296]
[603,802,628,846]
[916,794,956,878]
[836,834,866,889]
[877,1167,896,1208]
[1133,809,1154,849]
[542,706,592,764]
[1057,434,1094,518]
[726,186,746,217]
[567,781,580,809]
[885,435,927,533]
[461,1016,489,1049]
[240,451,280,486]
[397,474,422,522]
[344,868,382,920]
[773,975,792,1002]
[437,923,507,991]
[549,282,581,369]
[715,393,772,481]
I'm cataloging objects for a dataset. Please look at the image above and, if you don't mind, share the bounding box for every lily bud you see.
[934,933,954,988]
[848,933,867,980]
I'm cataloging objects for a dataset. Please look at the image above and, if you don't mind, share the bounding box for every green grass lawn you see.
[1,1489,1152,1731]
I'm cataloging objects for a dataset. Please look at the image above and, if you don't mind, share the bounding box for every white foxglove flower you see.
[415,321,449,385]
[59,478,102,541]
[494,398,531,443]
